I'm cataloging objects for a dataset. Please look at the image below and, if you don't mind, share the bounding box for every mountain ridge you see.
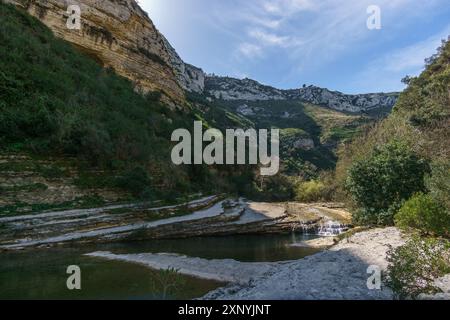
[204,76,399,114]
[5,0,399,114]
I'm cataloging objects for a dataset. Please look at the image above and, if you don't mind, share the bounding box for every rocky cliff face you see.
[205,76,399,113]
[161,35,205,93]
[6,0,200,107]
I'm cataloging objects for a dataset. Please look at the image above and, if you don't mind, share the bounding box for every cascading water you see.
[291,212,311,235]
[317,220,348,237]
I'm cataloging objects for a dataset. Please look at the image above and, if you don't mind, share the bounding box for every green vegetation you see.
[346,141,429,226]
[336,38,449,203]
[395,193,450,238]
[0,3,185,171]
[114,166,153,200]
[149,268,187,300]
[215,99,364,177]
[426,160,450,211]
[338,38,450,299]
[0,3,232,200]
[295,180,326,202]
[386,237,450,299]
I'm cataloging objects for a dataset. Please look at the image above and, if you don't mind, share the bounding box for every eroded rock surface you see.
[6,0,191,106]
[204,228,405,300]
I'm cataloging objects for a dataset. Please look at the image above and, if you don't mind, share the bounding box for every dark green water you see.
[0,234,320,300]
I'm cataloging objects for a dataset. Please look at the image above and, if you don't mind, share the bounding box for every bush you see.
[295,180,326,202]
[346,141,430,226]
[386,237,450,299]
[115,166,153,199]
[395,193,450,238]
[353,202,403,226]
[426,160,450,211]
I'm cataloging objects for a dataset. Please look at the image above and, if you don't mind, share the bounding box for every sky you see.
[139,0,450,94]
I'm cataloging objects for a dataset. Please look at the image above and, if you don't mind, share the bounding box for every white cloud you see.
[383,32,450,73]
[262,0,316,16]
[248,29,291,47]
[221,0,446,67]
[351,25,450,92]
[237,43,264,59]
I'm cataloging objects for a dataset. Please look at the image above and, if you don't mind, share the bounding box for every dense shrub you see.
[386,237,450,299]
[426,160,450,211]
[395,193,450,238]
[346,141,429,226]
[295,180,326,202]
[115,166,153,199]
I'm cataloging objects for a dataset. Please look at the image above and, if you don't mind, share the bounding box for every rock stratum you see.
[5,0,206,107]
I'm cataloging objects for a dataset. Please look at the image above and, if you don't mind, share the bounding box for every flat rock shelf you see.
[0,196,352,251]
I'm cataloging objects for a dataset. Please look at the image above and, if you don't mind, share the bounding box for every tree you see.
[395,193,450,238]
[346,141,429,225]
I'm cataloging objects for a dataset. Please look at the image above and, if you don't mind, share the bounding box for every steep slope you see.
[336,38,450,195]
[4,0,199,107]
[189,92,371,179]
[0,2,268,206]
[0,2,210,202]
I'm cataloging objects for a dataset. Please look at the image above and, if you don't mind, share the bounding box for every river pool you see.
[0,233,320,300]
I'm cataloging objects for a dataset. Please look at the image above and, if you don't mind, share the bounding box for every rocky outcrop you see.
[293,138,315,151]
[0,198,351,251]
[285,86,399,113]
[205,76,399,113]
[6,0,190,106]
[207,77,285,101]
[162,35,205,93]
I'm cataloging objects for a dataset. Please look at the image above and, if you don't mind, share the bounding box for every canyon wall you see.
[5,0,191,107]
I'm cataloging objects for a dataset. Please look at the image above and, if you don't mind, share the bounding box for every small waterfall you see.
[291,211,311,235]
[317,220,348,237]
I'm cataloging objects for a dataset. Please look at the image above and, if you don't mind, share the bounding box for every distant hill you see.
[205,76,399,114]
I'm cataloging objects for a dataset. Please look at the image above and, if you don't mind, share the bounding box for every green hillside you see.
[0,2,226,201]
[213,99,373,177]
[337,38,450,190]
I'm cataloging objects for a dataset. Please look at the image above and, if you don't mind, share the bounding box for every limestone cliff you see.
[6,0,189,107]
[161,34,205,93]
[205,76,399,114]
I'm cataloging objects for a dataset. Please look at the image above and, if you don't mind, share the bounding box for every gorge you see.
[0,0,448,302]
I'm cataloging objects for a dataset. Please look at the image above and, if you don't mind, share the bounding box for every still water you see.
[0,233,320,300]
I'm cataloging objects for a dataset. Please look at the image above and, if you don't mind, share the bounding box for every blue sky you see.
[140,0,450,94]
